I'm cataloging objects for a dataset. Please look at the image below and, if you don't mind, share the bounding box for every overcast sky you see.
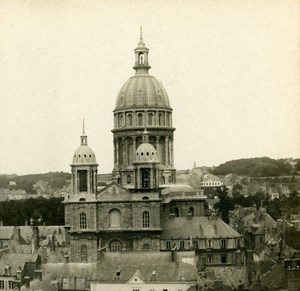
[0,0,299,175]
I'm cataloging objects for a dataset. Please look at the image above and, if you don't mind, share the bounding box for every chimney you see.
[24,276,30,288]
[64,255,69,264]
[32,226,39,253]
[16,268,22,281]
[13,226,21,241]
[34,270,42,281]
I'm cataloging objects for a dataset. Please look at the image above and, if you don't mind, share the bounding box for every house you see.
[0,254,41,290]
[200,174,223,188]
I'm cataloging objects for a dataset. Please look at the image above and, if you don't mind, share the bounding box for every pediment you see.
[127,270,145,284]
[97,182,131,201]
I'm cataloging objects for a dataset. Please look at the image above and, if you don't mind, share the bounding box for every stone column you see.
[133,136,136,161]
[71,169,75,194]
[116,139,119,166]
[94,169,97,193]
[76,171,80,194]
[165,136,169,166]
[124,137,128,166]
[156,136,160,162]
[156,110,159,126]
[87,169,91,193]
[171,139,174,167]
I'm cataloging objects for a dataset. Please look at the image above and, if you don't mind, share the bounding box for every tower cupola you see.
[133,27,151,74]
[71,120,98,194]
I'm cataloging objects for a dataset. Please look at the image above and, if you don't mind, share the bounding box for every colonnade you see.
[113,135,174,169]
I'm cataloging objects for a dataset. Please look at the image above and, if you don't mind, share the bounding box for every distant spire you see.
[81,118,87,145]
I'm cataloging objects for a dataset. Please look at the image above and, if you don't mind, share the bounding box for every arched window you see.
[127,114,133,126]
[138,113,143,126]
[189,207,194,217]
[118,114,123,127]
[148,113,153,125]
[143,211,150,228]
[81,245,87,262]
[143,243,150,251]
[159,113,164,126]
[110,240,122,252]
[80,213,87,229]
[139,52,144,64]
[109,209,121,228]
[174,207,179,217]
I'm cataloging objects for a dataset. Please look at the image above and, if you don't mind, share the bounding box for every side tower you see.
[71,121,98,194]
[112,29,176,187]
[64,122,99,262]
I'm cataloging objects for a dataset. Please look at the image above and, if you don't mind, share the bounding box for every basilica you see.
[63,32,247,286]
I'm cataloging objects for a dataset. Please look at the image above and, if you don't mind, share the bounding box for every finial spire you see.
[140,26,143,41]
[142,127,149,143]
[80,118,87,145]
[82,118,85,135]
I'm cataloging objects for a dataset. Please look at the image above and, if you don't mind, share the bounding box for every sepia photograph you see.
[0,0,299,290]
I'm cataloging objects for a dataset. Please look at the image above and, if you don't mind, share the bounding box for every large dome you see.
[115,74,170,110]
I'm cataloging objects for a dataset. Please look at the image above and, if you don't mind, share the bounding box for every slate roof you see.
[162,216,241,239]
[0,227,13,240]
[0,254,38,274]
[42,252,198,283]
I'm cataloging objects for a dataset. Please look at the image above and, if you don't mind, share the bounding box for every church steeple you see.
[81,118,87,146]
[133,27,151,74]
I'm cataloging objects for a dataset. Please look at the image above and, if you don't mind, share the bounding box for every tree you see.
[214,186,234,223]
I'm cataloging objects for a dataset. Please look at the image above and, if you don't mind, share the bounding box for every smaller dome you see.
[135,142,159,163]
[72,145,97,165]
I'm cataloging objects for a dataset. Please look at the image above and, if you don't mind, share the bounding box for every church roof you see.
[41,252,198,283]
[162,216,241,239]
[115,33,171,111]
[71,121,97,166]
[115,75,171,110]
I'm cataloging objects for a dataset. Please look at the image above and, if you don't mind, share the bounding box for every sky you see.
[0,0,299,175]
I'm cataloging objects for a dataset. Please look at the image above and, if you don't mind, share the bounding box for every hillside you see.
[211,157,298,177]
[0,172,71,194]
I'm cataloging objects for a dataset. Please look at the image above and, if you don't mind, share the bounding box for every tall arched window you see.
[174,207,179,217]
[80,213,87,229]
[148,113,153,125]
[109,209,121,228]
[143,211,150,228]
[138,113,143,126]
[127,114,133,126]
[189,207,194,217]
[139,52,144,64]
[81,245,87,262]
[118,114,123,127]
[159,113,165,126]
[143,243,150,251]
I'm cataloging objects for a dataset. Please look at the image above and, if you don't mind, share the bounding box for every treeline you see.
[214,187,300,223]
[0,172,71,193]
[212,157,299,177]
[0,197,64,226]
